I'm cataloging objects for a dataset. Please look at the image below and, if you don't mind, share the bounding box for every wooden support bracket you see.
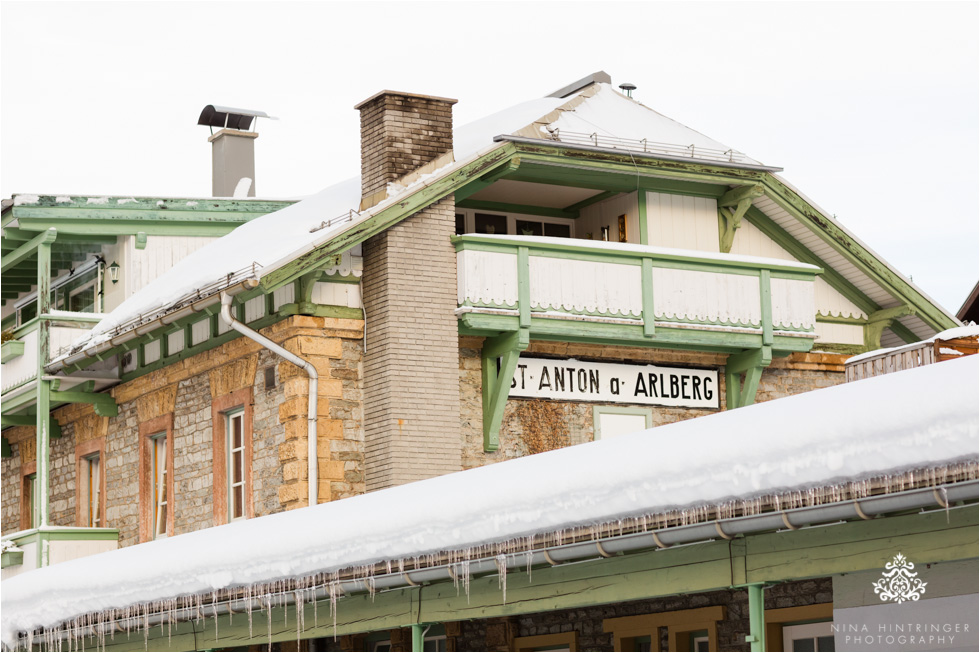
[717,185,764,253]
[725,346,772,409]
[864,305,916,350]
[481,328,530,452]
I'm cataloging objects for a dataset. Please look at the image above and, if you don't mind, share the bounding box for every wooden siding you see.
[578,192,640,243]
[645,192,718,252]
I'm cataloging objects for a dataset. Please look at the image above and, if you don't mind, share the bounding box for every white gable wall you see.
[578,192,639,243]
[644,191,719,252]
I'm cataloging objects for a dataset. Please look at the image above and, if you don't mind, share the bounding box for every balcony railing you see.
[454,235,820,350]
[1,313,101,395]
[845,330,978,382]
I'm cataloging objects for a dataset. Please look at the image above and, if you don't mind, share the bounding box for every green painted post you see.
[36,236,54,539]
[759,270,773,347]
[411,624,424,652]
[637,190,649,245]
[517,246,531,329]
[746,583,766,652]
[641,258,655,337]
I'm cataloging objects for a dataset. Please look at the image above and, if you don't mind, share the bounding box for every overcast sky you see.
[2,1,977,314]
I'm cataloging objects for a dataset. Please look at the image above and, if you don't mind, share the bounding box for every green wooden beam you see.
[454,155,521,202]
[455,199,578,220]
[725,346,772,409]
[0,415,61,439]
[562,190,621,213]
[2,228,114,245]
[49,390,117,417]
[1,437,10,458]
[760,176,957,333]
[1,228,57,273]
[12,218,247,238]
[11,195,293,214]
[481,328,529,452]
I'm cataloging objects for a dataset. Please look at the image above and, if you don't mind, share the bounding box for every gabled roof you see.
[56,80,958,363]
[3,355,977,646]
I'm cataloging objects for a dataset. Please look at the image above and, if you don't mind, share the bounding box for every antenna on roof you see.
[619,82,637,99]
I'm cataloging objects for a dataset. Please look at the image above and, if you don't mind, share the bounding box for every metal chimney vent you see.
[197,105,276,132]
[619,83,637,98]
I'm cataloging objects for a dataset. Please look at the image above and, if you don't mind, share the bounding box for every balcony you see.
[1,312,104,400]
[845,327,979,382]
[1,527,119,581]
[455,234,821,353]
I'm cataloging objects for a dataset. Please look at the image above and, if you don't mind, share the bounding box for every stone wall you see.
[1,316,365,543]
[460,338,847,470]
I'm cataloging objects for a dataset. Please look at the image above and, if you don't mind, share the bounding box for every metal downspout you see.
[219,292,319,507]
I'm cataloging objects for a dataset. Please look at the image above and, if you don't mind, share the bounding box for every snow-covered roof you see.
[3,355,977,646]
[62,83,763,356]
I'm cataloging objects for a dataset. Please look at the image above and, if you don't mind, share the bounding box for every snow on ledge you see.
[2,356,977,646]
[846,324,979,364]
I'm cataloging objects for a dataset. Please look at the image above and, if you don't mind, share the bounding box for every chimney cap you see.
[198,105,277,131]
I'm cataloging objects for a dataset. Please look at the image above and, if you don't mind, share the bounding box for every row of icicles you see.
[19,462,976,652]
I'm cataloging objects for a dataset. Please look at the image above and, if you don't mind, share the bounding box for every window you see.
[14,260,102,326]
[20,462,38,531]
[212,388,253,525]
[604,606,725,652]
[226,409,246,521]
[139,414,174,542]
[593,406,653,440]
[782,623,834,652]
[456,210,575,238]
[764,604,834,652]
[75,438,106,527]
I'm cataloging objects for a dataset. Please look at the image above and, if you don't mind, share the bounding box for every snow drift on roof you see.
[3,355,977,645]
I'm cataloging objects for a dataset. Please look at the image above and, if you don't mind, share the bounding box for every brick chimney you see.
[354,91,457,200]
[354,90,461,491]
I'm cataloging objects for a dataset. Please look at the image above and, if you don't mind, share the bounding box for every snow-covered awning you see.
[3,356,977,647]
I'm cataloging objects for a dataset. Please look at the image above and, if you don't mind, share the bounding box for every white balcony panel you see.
[652,268,761,326]
[816,322,864,346]
[244,296,266,323]
[167,329,185,355]
[528,257,641,317]
[191,319,210,346]
[312,282,362,309]
[1,330,37,393]
[770,278,817,330]
[273,285,295,312]
[49,325,91,362]
[457,250,518,307]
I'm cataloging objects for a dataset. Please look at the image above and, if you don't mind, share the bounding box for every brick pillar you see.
[356,90,460,490]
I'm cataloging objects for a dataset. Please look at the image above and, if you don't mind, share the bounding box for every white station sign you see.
[510,357,719,409]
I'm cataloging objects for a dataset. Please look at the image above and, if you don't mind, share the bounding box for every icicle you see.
[266,594,273,652]
[495,554,508,604]
[294,590,304,648]
[247,584,254,639]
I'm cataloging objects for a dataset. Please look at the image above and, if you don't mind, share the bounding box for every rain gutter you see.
[218,290,319,508]
[46,278,260,374]
[494,135,785,173]
[28,479,978,647]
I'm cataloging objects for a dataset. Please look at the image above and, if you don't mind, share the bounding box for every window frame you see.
[514,632,578,651]
[138,414,174,542]
[211,387,254,525]
[593,406,653,441]
[20,461,37,531]
[456,209,576,239]
[75,437,106,528]
[764,604,834,652]
[604,606,725,652]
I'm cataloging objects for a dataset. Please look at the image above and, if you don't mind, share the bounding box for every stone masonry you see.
[1,316,365,544]
[459,338,847,470]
